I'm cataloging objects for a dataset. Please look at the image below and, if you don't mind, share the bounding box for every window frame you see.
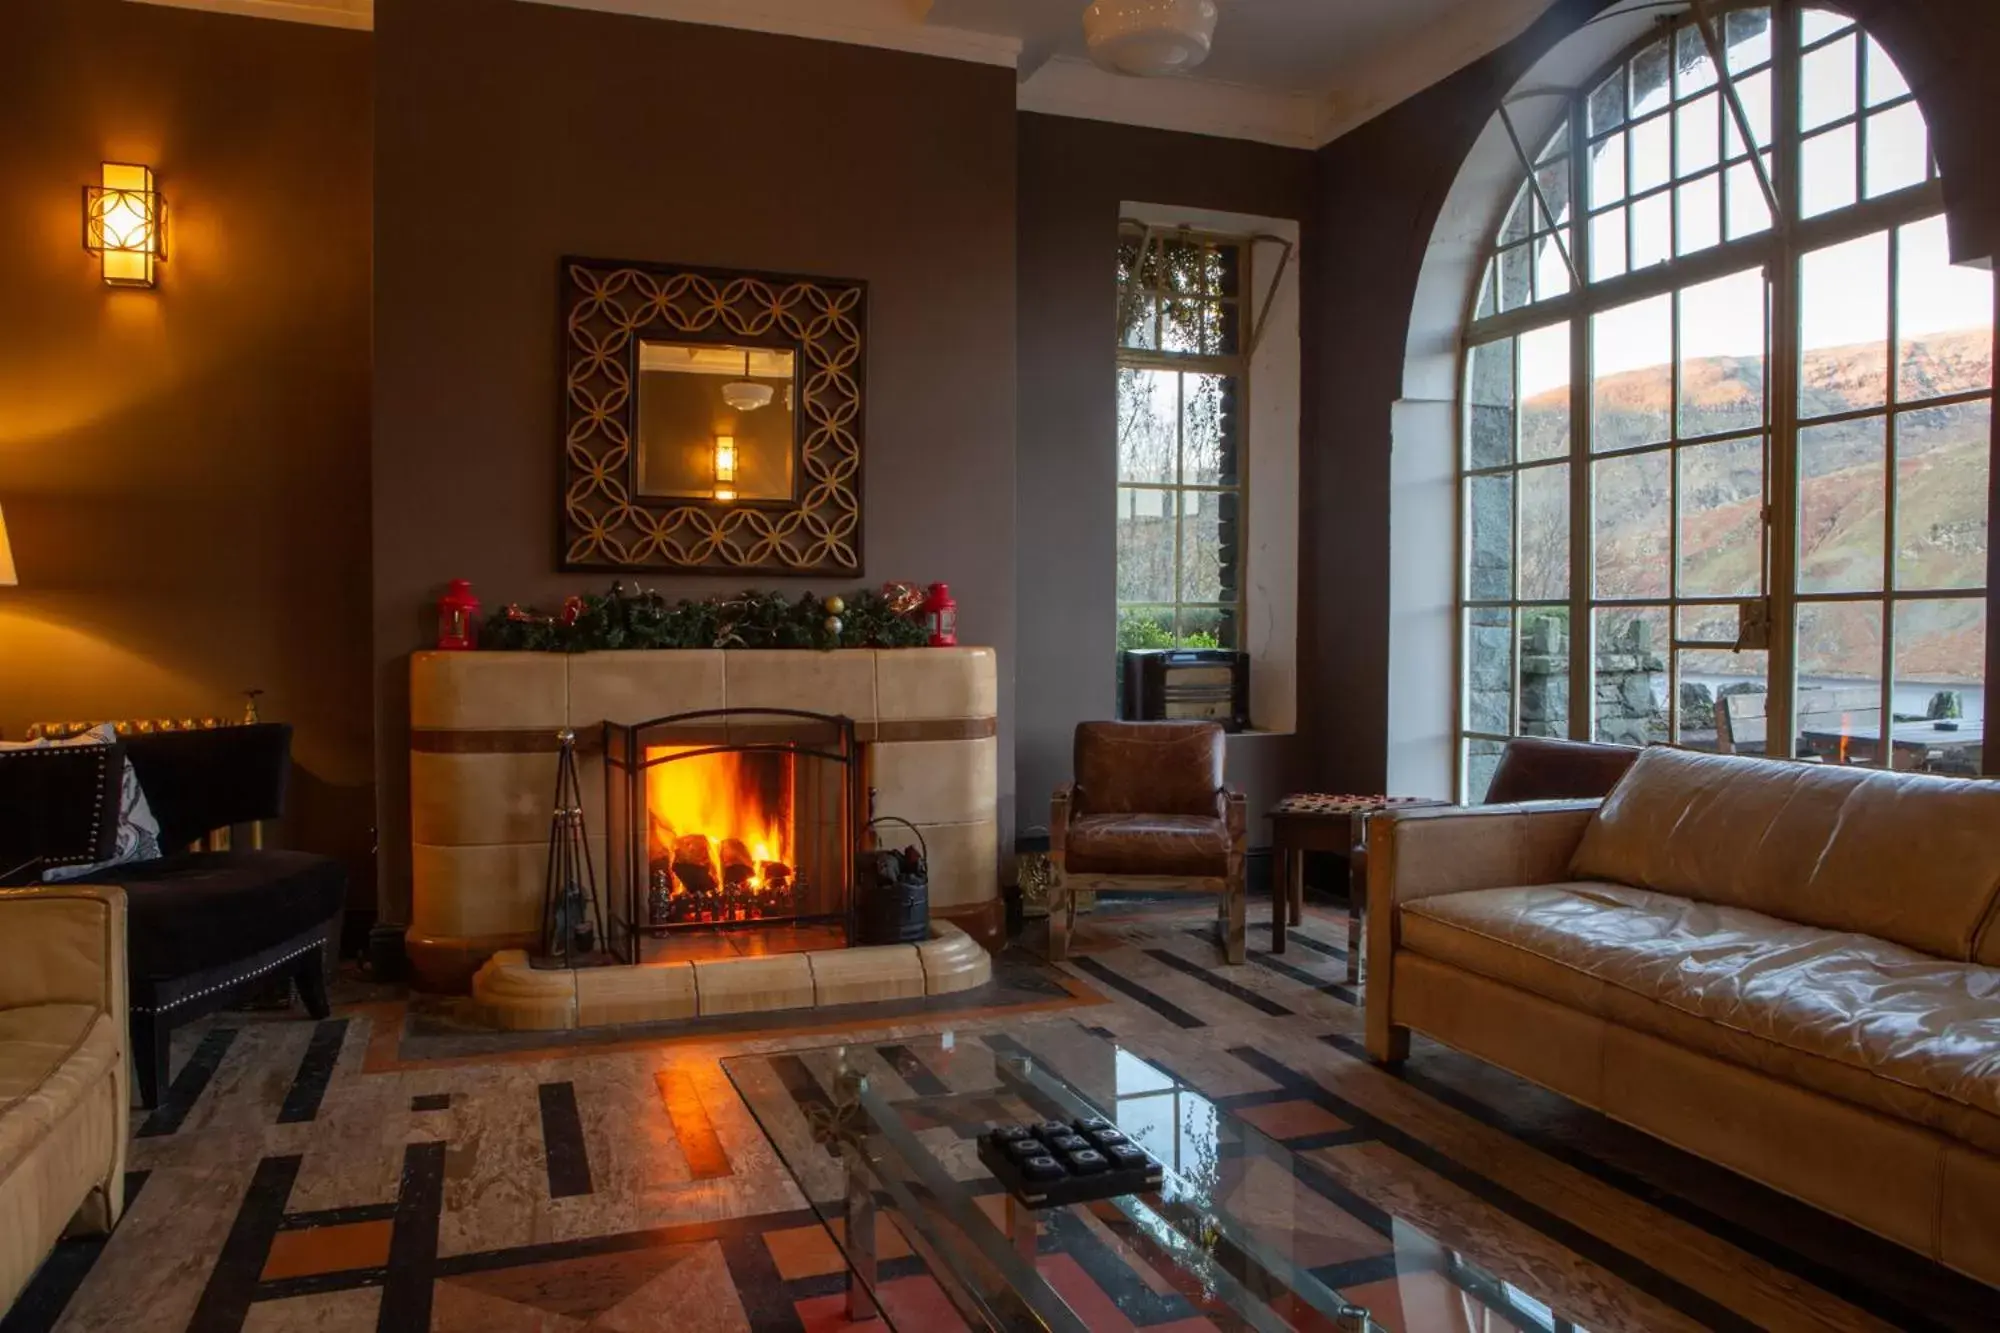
[1455,0,1993,800]
[1115,222,1253,655]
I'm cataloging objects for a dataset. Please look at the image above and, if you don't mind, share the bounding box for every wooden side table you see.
[1268,794,1449,980]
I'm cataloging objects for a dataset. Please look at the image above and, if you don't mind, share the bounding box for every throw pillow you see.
[0,724,163,879]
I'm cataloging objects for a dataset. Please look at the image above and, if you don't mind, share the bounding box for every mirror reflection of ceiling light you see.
[721,349,775,412]
[1082,0,1218,77]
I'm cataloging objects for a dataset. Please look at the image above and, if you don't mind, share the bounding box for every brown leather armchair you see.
[1049,721,1247,964]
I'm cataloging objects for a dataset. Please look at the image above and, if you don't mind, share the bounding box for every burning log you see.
[718,838,757,890]
[647,812,677,865]
[672,834,718,897]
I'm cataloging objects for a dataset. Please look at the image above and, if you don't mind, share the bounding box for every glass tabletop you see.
[724,1021,1573,1332]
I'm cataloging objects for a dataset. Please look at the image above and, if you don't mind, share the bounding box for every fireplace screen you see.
[603,709,858,963]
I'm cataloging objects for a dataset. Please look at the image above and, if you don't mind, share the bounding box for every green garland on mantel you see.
[481,582,930,653]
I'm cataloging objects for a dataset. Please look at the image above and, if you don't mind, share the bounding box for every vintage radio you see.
[1120,649,1250,732]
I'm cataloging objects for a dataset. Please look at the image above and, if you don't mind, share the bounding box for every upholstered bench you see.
[1,725,345,1108]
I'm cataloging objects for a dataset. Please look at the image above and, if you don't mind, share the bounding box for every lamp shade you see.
[0,504,16,586]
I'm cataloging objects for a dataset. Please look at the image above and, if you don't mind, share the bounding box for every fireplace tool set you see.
[535,730,607,967]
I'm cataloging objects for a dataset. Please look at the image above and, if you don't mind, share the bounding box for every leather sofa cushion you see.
[1065,814,1228,877]
[1570,747,2000,961]
[1484,737,1638,805]
[119,850,345,981]
[1401,883,2000,1154]
[1074,721,1223,819]
[0,1004,117,1167]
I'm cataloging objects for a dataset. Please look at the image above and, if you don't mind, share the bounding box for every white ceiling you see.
[932,0,1501,93]
[123,0,1562,147]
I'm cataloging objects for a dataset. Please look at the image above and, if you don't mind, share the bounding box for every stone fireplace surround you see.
[406,647,1001,1003]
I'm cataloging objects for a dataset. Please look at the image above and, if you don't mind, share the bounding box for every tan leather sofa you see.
[1366,747,2000,1287]
[0,885,129,1315]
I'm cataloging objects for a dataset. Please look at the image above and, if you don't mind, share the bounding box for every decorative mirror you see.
[560,257,865,575]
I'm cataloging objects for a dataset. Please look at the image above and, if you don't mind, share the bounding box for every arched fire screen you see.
[603,709,860,964]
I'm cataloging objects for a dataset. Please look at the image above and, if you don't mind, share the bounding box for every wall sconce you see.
[83,162,166,288]
[713,433,737,502]
[0,504,16,586]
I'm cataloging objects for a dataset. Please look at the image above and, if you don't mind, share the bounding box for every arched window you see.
[1458,1,1994,800]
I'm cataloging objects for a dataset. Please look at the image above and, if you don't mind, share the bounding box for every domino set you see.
[977,1118,1165,1208]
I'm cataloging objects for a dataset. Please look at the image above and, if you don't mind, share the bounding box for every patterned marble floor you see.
[4,901,1994,1333]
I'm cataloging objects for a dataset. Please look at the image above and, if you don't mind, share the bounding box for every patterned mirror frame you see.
[560,256,865,575]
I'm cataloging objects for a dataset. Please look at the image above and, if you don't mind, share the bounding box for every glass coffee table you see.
[723,1021,1389,1331]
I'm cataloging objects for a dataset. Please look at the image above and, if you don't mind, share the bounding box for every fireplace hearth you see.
[604,709,859,962]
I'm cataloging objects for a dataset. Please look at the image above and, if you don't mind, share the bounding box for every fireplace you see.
[603,709,859,963]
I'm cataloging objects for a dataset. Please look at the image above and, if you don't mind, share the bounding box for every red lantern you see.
[437,579,481,651]
[922,581,957,647]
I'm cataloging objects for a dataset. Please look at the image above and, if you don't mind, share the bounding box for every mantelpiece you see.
[405,647,999,992]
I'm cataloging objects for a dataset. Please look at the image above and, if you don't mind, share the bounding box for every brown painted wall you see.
[0,0,374,887]
[1301,0,2000,796]
[372,0,1018,920]
[1016,114,1313,835]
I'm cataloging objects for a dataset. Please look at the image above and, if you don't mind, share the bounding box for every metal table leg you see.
[1272,848,1289,954]
[845,1144,880,1322]
[1346,812,1367,987]
[1006,1195,1039,1266]
[1288,846,1305,927]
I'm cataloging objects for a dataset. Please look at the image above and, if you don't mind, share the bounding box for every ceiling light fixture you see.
[720,349,774,413]
[1082,0,1218,78]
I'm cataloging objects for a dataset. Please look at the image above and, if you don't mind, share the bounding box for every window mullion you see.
[1765,0,1804,756]
[1880,222,1902,761]
[1569,87,1595,745]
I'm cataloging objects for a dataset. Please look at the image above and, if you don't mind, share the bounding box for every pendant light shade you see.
[0,504,15,586]
[721,349,775,412]
[1082,0,1218,77]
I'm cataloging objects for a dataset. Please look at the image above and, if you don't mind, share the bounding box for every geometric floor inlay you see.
[7,899,1996,1333]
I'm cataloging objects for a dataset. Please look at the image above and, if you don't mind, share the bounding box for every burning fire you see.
[643,745,795,922]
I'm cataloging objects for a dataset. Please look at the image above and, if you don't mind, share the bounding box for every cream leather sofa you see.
[1366,747,2000,1286]
[0,885,128,1315]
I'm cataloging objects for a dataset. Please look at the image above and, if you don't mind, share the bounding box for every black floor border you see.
[1240,945,1359,1006]
[1228,1046,1760,1333]
[277,1018,349,1124]
[376,1139,446,1333]
[876,1042,951,1097]
[1067,956,1206,1028]
[768,1053,843,1159]
[537,1081,595,1199]
[1318,1032,1968,1332]
[1143,948,1294,1016]
[433,1207,824,1279]
[137,1027,238,1138]
[186,1155,300,1333]
[277,1202,399,1232]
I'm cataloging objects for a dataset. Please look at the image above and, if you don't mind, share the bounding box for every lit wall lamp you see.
[83,162,166,288]
[712,434,737,502]
[0,504,17,586]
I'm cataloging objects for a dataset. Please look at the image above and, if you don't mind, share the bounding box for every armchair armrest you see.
[1364,801,1596,1061]
[1051,783,1075,860]
[1223,788,1246,840]
[0,883,127,1017]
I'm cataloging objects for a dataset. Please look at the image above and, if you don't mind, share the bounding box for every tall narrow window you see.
[1115,225,1248,658]
[1458,3,1993,800]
